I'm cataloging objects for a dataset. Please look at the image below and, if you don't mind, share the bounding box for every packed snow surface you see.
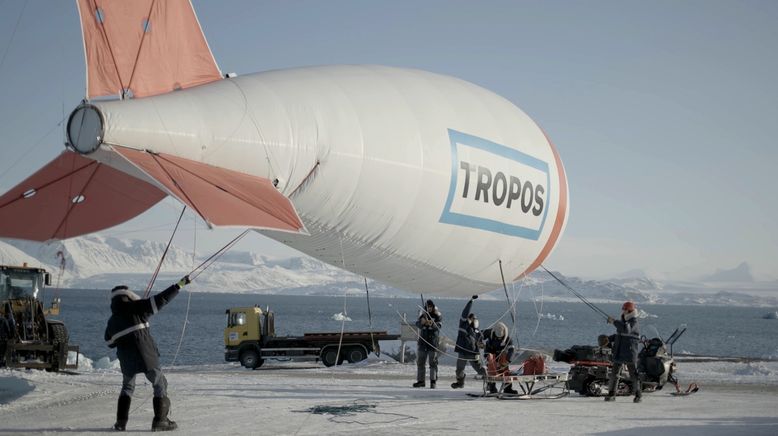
[1,356,777,435]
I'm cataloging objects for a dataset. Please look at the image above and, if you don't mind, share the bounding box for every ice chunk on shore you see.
[332,312,352,321]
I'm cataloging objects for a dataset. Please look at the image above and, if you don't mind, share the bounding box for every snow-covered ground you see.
[1,356,777,435]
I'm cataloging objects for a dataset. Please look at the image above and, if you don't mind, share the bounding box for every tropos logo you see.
[440,129,551,240]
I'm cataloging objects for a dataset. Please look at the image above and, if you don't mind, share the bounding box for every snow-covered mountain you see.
[1,236,776,306]
[701,262,755,283]
[0,235,385,295]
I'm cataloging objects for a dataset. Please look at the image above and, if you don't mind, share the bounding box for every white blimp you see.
[0,0,568,297]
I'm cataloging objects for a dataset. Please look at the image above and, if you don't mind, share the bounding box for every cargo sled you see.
[479,353,569,400]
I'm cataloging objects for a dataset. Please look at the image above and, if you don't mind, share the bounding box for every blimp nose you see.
[66,103,104,155]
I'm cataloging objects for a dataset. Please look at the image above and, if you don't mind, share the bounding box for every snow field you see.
[1,356,777,435]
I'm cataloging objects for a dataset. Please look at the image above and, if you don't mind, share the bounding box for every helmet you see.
[622,301,636,312]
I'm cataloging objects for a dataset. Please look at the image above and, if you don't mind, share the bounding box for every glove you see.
[607,316,614,324]
[177,275,191,288]
[471,295,478,300]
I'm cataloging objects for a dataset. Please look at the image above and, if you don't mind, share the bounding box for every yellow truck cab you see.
[224,305,399,369]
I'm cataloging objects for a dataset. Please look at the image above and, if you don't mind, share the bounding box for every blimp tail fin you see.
[0,148,306,242]
[76,0,222,100]
[0,151,166,242]
[112,147,306,234]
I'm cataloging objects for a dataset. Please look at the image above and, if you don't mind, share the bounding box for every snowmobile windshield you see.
[666,324,687,345]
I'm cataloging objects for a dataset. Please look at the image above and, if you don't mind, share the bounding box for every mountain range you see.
[1,236,776,307]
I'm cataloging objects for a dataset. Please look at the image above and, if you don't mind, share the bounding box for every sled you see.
[481,354,569,400]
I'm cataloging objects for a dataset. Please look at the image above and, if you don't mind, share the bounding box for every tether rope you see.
[363,277,377,356]
[188,229,250,280]
[498,260,516,325]
[143,206,186,298]
[333,236,348,366]
[0,0,27,74]
[540,264,610,320]
[168,210,198,367]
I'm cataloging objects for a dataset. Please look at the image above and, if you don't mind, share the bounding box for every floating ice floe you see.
[538,313,565,321]
[762,311,778,320]
[332,312,352,322]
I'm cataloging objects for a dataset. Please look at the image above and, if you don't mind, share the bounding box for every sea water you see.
[44,288,778,366]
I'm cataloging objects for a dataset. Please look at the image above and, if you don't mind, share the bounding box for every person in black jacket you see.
[413,299,442,389]
[604,301,642,403]
[0,304,16,366]
[482,322,518,395]
[105,276,190,431]
[451,295,485,389]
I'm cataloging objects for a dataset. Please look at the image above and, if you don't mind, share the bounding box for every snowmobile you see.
[553,324,689,396]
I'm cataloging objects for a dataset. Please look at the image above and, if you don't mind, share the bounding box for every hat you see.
[494,322,507,338]
[426,299,434,307]
[111,285,140,301]
[622,301,636,312]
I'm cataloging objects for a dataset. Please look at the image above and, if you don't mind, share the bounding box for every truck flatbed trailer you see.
[224,306,399,369]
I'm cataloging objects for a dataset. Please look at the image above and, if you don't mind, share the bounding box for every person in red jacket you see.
[604,301,642,403]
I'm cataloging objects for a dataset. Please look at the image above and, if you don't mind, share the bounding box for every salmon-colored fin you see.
[0,151,165,241]
[516,133,569,280]
[113,147,305,233]
[76,0,221,99]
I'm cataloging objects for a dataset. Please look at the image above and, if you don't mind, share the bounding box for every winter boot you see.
[487,383,498,395]
[151,397,177,432]
[412,381,425,388]
[604,395,615,402]
[451,377,465,389]
[430,380,436,389]
[113,395,131,431]
[633,395,642,403]
[503,384,518,395]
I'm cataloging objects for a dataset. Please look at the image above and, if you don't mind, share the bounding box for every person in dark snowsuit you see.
[105,276,189,431]
[0,304,16,366]
[604,301,642,403]
[482,322,518,395]
[451,295,485,389]
[413,299,442,389]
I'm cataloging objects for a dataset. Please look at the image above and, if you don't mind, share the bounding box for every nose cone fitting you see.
[67,104,104,155]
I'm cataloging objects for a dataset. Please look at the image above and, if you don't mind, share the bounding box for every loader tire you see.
[47,323,68,372]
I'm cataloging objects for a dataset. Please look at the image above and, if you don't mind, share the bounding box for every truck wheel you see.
[47,323,69,372]
[346,346,367,364]
[321,348,338,367]
[240,349,262,369]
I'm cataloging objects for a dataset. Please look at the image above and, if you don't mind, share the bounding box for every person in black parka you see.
[604,301,642,403]
[451,295,485,389]
[413,299,442,389]
[105,276,189,431]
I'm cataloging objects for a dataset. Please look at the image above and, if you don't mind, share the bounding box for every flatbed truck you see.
[224,305,399,369]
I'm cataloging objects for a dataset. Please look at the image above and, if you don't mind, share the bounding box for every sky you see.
[0,0,776,281]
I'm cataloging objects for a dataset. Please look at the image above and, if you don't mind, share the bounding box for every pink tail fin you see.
[76,0,222,99]
[0,151,165,241]
[114,147,305,233]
